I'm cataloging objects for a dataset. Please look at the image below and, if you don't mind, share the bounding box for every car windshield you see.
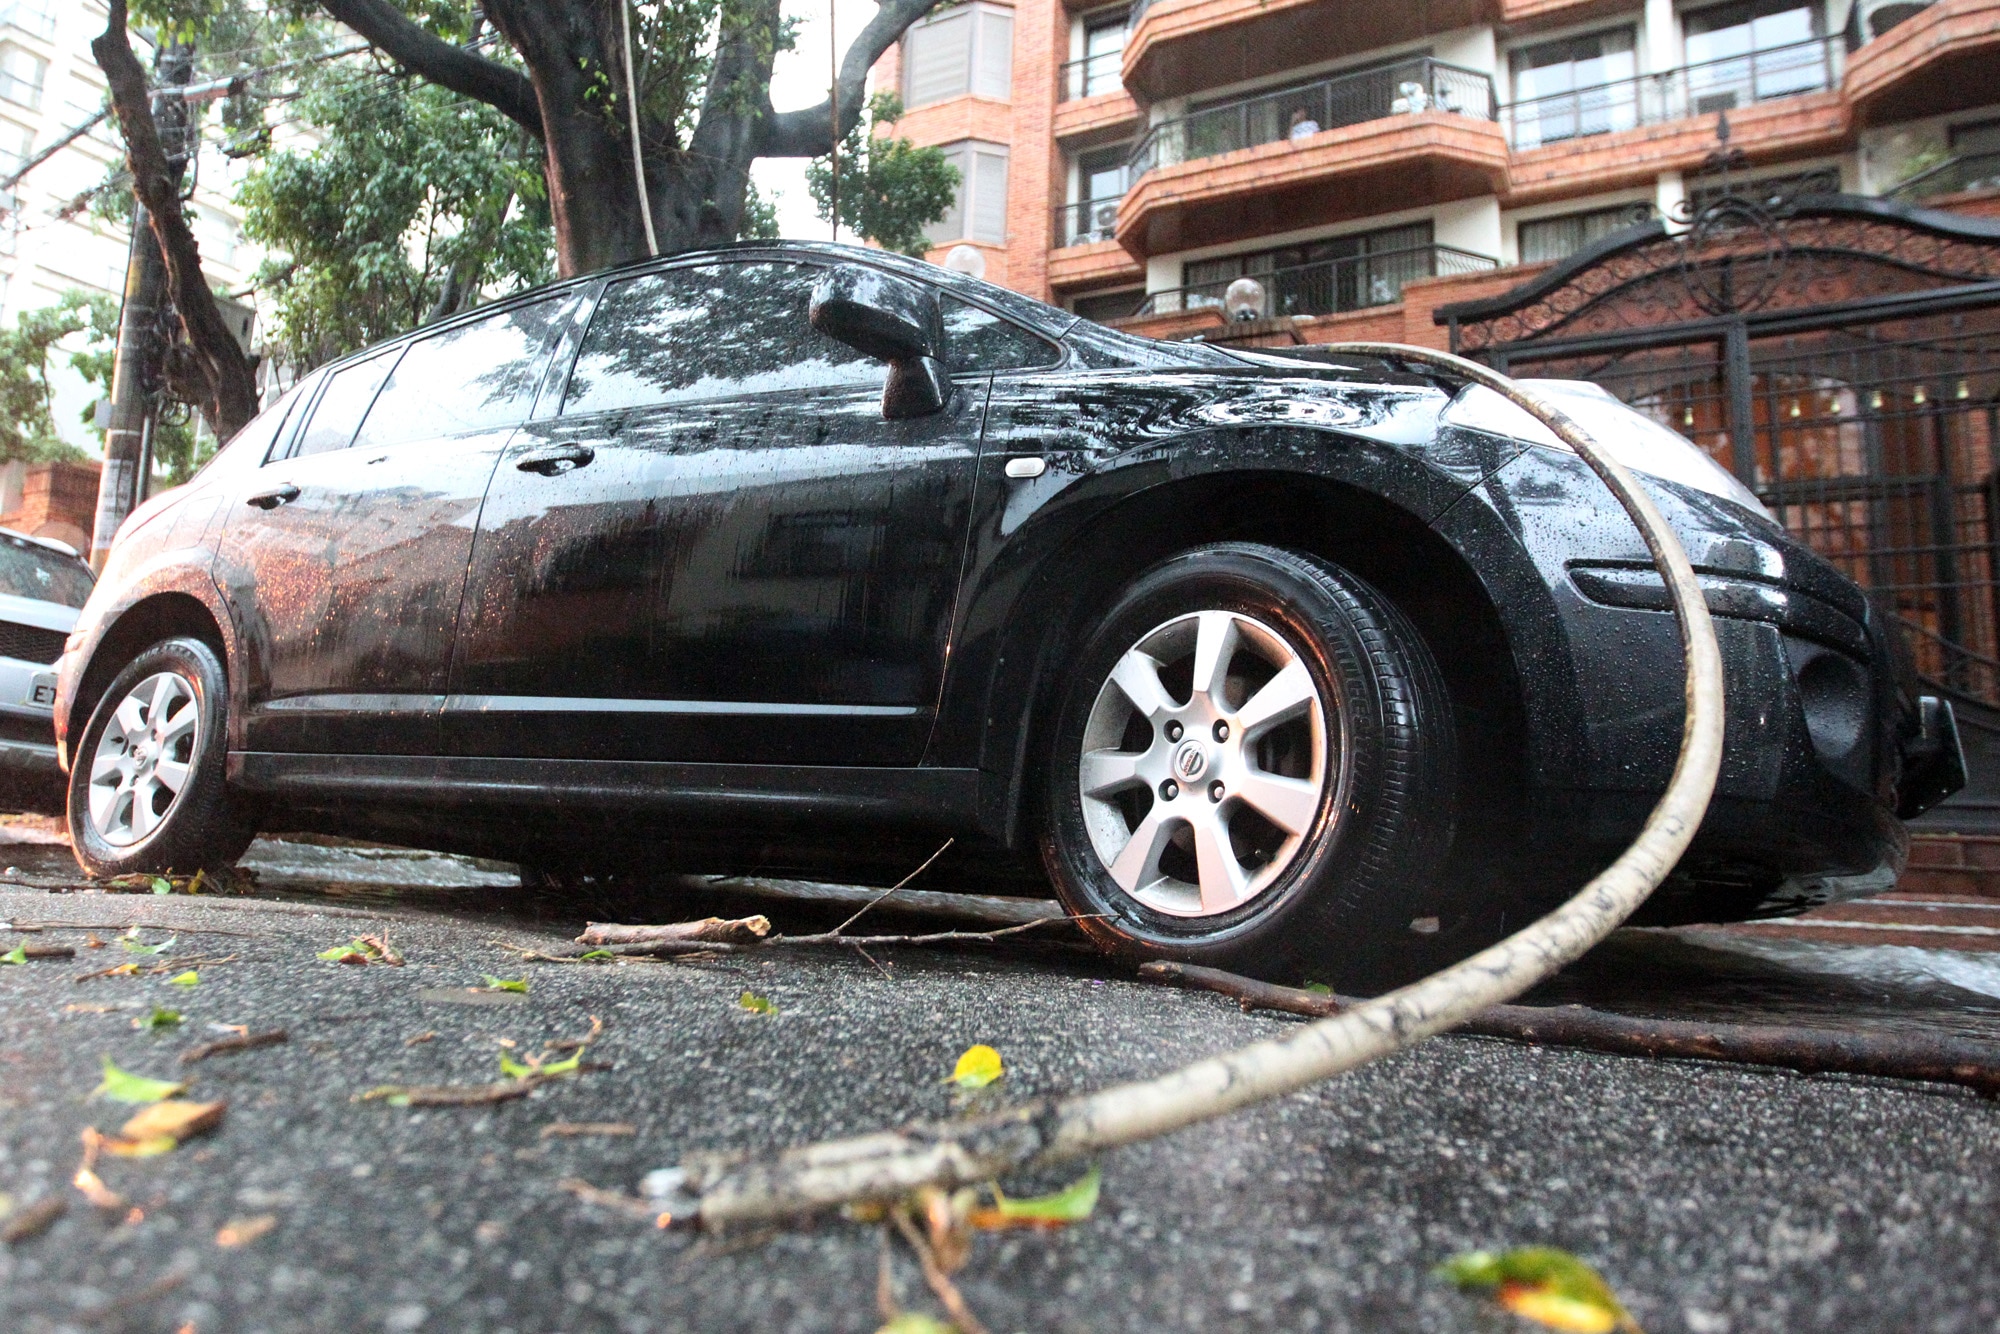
[0,536,93,607]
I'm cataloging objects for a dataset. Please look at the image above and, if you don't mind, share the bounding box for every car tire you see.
[68,637,254,878]
[1039,542,1457,987]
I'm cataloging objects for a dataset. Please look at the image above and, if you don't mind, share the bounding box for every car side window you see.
[942,297,1061,375]
[561,261,884,416]
[290,350,399,458]
[352,296,567,450]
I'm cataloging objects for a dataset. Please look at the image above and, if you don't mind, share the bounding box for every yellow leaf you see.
[949,1044,1003,1088]
[1499,1285,1623,1334]
[91,1056,186,1103]
[119,1099,226,1144]
[101,1134,177,1158]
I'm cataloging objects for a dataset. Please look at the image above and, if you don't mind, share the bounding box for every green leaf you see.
[738,991,776,1015]
[150,876,173,895]
[481,976,528,994]
[317,944,365,963]
[498,1049,582,1081]
[499,1054,533,1079]
[1436,1247,1635,1333]
[989,1166,1102,1223]
[876,1317,956,1334]
[167,970,199,987]
[120,933,175,955]
[92,1055,187,1103]
[1301,981,1333,996]
[0,943,25,964]
[578,949,614,961]
[539,1051,581,1077]
[136,1007,183,1030]
[949,1044,1003,1088]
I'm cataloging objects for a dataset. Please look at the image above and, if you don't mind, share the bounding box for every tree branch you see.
[318,0,542,135]
[759,0,940,157]
[92,1,260,441]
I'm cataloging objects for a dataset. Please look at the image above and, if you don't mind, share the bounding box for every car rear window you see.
[291,349,399,458]
[0,535,92,607]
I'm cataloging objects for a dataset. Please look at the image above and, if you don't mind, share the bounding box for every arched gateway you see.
[1437,194,2000,829]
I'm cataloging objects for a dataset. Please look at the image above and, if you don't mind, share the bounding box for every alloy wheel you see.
[87,671,201,848]
[1077,610,1336,917]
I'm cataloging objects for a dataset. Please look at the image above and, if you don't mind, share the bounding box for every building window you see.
[0,44,45,111]
[902,3,1013,110]
[0,2,57,41]
[1508,28,1637,147]
[1074,289,1141,323]
[1060,144,1127,245]
[1078,10,1126,98]
[926,141,1009,246]
[1685,164,1839,213]
[1518,202,1656,263]
[1682,0,1827,113]
[1181,221,1438,317]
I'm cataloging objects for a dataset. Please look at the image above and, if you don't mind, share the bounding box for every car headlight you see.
[1444,378,1775,522]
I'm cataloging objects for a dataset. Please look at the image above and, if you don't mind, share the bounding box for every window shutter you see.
[974,8,1013,100]
[924,147,969,245]
[904,11,971,108]
[970,149,1010,244]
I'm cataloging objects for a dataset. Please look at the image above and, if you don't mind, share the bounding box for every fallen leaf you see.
[150,877,172,895]
[166,971,199,987]
[92,1056,188,1103]
[120,1099,226,1144]
[969,1166,1101,1230]
[481,975,529,993]
[738,991,776,1015]
[1301,981,1333,996]
[1437,1247,1638,1334]
[215,1214,277,1247]
[135,1007,184,1030]
[119,932,175,956]
[71,1165,123,1210]
[876,1316,955,1334]
[317,944,366,964]
[1,943,25,964]
[578,949,614,961]
[1,1194,64,1244]
[100,1134,177,1158]
[948,1044,1003,1089]
[499,1050,581,1080]
[405,1030,436,1046]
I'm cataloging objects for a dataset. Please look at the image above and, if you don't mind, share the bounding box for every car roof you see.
[0,525,82,561]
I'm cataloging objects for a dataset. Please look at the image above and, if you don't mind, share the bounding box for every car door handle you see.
[516,446,595,476]
[245,484,300,510]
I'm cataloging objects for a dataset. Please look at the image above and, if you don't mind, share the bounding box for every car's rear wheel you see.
[68,637,253,878]
[1039,543,1457,987]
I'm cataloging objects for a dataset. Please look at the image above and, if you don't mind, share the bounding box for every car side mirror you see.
[809,264,948,420]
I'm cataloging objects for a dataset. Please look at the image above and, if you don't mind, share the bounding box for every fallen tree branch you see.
[651,344,1728,1226]
[180,1029,288,1064]
[578,916,772,948]
[826,838,955,936]
[1141,961,2000,1095]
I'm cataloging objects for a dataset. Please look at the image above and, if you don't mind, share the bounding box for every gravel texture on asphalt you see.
[3,878,2000,1334]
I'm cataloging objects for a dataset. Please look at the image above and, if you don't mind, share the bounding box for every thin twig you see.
[180,1029,288,1064]
[891,1207,991,1334]
[560,1177,663,1222]
[784,916,1096,948]
[828,838,955,937]
[877,1227,902,1322]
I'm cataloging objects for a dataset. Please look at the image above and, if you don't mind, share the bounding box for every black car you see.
[53,242,1964,984]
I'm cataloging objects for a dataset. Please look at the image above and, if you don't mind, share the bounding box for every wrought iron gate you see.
[1439,195,2000,825]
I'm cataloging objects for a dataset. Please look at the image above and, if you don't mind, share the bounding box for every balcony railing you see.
[1501,37,1839,150]
[1888,151,2000,203]
[1130,243,1497,319]
[1128,57,1495,178]
[1055,195,1126,247]
[1061,50,1126,102]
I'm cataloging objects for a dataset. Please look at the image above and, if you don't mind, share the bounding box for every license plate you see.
[28,673,54,706]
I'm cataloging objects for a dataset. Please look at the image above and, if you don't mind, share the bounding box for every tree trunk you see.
[92,0,261,444]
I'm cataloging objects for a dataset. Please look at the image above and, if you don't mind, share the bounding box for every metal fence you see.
[1055,196,1124,247]
[1060,50,1125,102]
[1132,244,1497,319]
[1502,37,1840,150]
[1128,57,1495,177]
[1890,151,2000,204]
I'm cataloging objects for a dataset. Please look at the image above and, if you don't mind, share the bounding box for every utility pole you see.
[89,41,192,571]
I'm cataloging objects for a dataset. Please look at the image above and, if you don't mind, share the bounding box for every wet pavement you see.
[3,829,2000,1332]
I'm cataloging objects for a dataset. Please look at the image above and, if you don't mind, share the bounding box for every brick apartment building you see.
[872,0,2000,882]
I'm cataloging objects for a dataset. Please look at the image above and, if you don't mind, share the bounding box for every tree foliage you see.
[238,64,555,370]
[806,94,957,257]
[0,292,117,465]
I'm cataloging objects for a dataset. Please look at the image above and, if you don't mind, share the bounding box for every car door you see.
[212,294,572,755]
[446,258,989,766]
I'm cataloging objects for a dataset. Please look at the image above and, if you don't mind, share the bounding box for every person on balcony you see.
[1289,107,1321,140]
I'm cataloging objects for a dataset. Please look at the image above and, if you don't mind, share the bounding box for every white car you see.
[0,528,93,791]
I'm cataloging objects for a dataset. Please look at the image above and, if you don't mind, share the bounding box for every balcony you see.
[1061,51,1125,102]
[1501,38,1840,150]
[1122,0,1486,104]
[1056,196,1125,248]
[1131,243,1498,318]
[1889,150,2000,204]
[1847,0,2000,127]
[1116,60,1507,256]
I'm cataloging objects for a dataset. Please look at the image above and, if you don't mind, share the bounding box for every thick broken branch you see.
[578,917,772,947]
[760,0,943,156]
[659,345,1727,1226]
[317,0,541,134]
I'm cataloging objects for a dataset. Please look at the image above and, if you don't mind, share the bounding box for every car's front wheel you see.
[68,637,253,878]
[1040,543,1457,987]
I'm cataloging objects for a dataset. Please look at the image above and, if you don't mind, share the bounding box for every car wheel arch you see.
[953,468,1531,854]
[71,591,231,759]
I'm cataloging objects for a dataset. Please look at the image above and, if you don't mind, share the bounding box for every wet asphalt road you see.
[4,837,2000,1333]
